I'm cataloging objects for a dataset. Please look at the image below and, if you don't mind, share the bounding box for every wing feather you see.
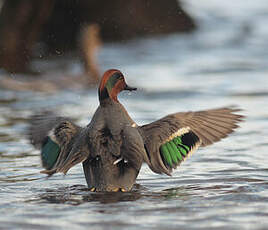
[29,112,87,175]
[139,107,244,175]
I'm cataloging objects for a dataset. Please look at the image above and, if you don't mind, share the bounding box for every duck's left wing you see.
[139,107,244,175]
[29,112,88,175]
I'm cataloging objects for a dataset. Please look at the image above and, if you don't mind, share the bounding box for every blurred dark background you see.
[0,0,195,75]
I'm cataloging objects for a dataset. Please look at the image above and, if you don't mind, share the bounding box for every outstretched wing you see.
[139,107,244,175]
[29,112,88,175]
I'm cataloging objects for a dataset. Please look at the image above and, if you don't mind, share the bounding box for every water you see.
[1,0,268,229]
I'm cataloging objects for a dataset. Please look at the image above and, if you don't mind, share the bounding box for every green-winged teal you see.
[29,69,244,192]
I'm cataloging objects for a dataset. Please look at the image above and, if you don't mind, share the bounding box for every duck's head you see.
[98,69,137,102]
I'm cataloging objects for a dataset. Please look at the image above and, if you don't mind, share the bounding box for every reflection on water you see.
[31,184,143,205]
[1,0,268,229]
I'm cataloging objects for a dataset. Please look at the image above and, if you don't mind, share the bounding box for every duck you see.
[29,69,244,192]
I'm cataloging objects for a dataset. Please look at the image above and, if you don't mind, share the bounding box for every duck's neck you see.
[98,87,118,105]
[99,96,119,107]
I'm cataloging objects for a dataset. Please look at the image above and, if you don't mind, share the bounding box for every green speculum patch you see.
[41,136,61,170]
[160,131,200,168]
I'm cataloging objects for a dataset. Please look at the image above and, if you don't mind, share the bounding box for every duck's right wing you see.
[139,107,244,175]
[29,112,89,175]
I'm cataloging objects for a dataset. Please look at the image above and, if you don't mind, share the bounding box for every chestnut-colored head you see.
[98,69,137,102]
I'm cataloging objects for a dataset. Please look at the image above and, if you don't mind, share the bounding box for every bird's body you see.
[29,69,244,192]
[82,99,145,191]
